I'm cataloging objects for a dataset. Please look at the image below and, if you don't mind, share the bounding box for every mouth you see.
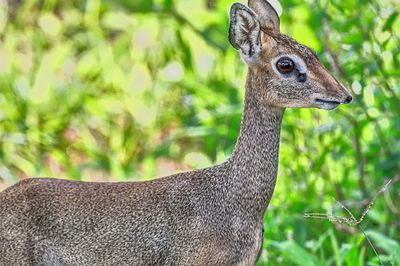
[315,98,342,105]
[314,98,342,110]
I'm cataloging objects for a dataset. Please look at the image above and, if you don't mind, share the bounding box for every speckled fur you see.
[0,1,351,265]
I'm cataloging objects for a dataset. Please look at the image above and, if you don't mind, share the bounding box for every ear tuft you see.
[266,0,282,17]
[229,3,261,63]
[248,0,281,32]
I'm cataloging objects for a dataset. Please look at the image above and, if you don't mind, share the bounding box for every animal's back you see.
[0,179,35,265]
[0,164,260,266]
[0,176,189,265]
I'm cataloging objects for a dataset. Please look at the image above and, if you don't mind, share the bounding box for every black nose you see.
[344,95,353,103]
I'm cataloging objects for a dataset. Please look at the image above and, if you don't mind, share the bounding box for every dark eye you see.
[276,57,295,74]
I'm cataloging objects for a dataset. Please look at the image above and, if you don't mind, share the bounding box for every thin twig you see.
[304,177,398,266]
[358,224,384,266]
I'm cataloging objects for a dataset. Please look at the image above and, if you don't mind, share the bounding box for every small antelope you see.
[0,0,352,265]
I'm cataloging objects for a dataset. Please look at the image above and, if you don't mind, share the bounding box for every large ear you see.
[248,0,281,32]
[229,3,261,64]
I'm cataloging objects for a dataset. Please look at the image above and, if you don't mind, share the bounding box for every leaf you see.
[342,32,364,45]
[345,245,362,266]
[383,11,399,32]
[270,241,325,266]
[108,0,154,13]
[365,231,400,265]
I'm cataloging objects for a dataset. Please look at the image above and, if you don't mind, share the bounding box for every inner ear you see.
[229,3,262,63]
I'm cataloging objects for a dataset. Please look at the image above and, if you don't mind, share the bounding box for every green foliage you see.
[0,0,399,264]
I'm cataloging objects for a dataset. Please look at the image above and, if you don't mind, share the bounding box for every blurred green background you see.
[0,0,399,265]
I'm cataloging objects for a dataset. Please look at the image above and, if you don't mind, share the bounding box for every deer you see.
[0,0,352,265]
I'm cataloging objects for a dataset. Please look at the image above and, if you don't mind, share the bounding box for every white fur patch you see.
[267,0,283,17]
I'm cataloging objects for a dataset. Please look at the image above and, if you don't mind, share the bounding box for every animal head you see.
[229,0,352,110]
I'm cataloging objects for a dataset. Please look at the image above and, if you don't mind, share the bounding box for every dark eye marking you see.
[276,57,295,74]
[297,73,307,83]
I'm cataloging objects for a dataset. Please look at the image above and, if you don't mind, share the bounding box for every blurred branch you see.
[321,10,369,198]
[369,0,400,52]
[6,0,22,19]
[363,2,400,117]
[158,6,226,52]
[321,15,346,80]
[168,8,203,37]
[206,0,216,10]
[321,6,393,161]
[352,119,367,196]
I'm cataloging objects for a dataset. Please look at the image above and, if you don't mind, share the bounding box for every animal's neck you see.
[228,71,284,217]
